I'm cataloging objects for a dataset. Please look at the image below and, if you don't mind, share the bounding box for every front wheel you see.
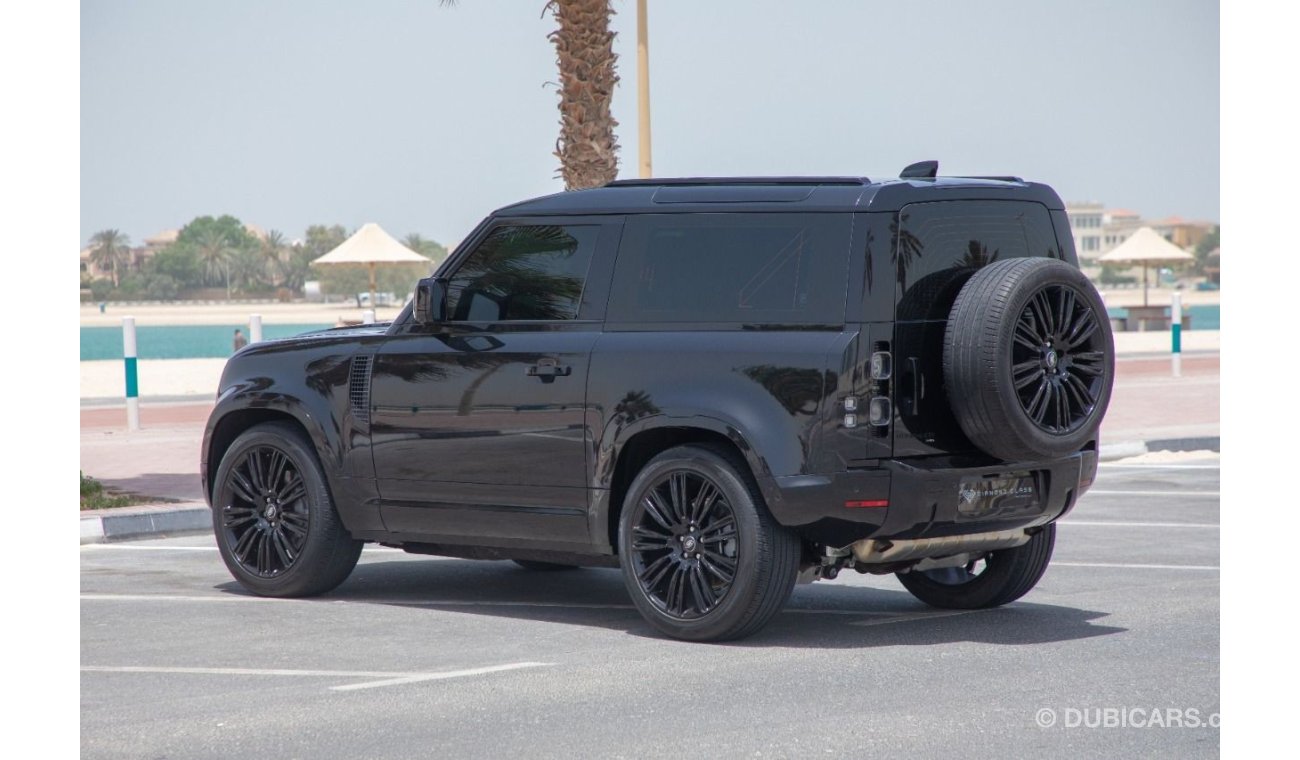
[895,524,1055,609]
[618,445,800,642]
[212,421,362,597]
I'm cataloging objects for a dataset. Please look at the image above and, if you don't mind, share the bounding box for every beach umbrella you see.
[310,223,431,309]
[1097,226,1195,306]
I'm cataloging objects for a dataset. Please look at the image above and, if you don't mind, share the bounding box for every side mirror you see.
[414,277,448,325]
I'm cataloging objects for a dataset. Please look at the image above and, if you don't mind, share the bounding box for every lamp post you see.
[637,0,653,178]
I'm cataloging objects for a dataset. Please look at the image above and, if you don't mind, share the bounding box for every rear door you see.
[891,200,1065,457]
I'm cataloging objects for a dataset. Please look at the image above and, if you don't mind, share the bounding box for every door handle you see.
[526,360,572,383]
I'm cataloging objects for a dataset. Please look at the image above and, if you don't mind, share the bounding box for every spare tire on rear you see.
[943,258,1114,462]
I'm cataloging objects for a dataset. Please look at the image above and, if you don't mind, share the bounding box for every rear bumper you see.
[761,450,1095,547]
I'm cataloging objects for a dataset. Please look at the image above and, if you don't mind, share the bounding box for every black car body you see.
[203,169,1113,641]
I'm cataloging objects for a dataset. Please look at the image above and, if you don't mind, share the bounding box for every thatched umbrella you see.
[1098,227,1195,306]
[310,223,431,308]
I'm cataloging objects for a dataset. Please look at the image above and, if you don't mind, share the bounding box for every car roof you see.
[494,176,1066,217]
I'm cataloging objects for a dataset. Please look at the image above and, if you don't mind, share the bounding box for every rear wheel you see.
[895,524,1056,609]
[618,445,800,642]
[213,422,362,597]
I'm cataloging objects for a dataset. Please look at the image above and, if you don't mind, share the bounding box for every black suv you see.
[203,164,1113,641]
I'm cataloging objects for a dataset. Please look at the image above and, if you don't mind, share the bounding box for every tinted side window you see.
[607,213,851,324]
[447,224,598,321]
[895,201,1061,321]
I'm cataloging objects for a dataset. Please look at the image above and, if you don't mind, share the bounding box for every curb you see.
[1099,435,1220,462]
[1147,436,1220,453]
[80,501,211,544]
[1098,441,1149,462]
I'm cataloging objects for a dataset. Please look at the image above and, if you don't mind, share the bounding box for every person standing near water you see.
[232,329,247,352]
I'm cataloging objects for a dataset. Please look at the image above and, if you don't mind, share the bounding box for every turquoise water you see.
[80,324,332,360]
[1106,304,1219,330]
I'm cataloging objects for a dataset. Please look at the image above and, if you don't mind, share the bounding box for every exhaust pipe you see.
[850,529,1031,565]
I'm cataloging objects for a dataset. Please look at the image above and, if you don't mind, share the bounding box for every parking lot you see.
[81,456,1219,759]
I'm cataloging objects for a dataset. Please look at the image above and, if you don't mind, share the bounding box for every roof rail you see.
[956,175,1025,183]
[605,176,870,187]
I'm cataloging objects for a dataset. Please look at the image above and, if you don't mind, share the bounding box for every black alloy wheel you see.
[628,469,739,620]
[213,421,362,597]
[618,445,800,642]
[219,445,311,578]
[1011,284,1107,434]
[944,257,1114,462]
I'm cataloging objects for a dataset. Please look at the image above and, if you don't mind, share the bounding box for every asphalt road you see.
[81,457,1220,759]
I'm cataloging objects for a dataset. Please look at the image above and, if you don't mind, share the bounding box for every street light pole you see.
[637,0,653,178]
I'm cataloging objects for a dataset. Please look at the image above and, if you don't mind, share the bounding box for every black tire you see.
[212,421,363,597]
[511,559,579,572]
[617,444,800,642]
[944,258,1114,462]
[896,524,1056,609]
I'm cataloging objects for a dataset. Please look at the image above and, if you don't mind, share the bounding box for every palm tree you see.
[547,0,620,189]
[402,232,428,252]
[88,229,131,287]
[444,1,620,189]
[262,230,288,287]
[194,227,236,300]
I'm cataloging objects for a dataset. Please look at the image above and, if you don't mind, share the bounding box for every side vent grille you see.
[349,355,373,425]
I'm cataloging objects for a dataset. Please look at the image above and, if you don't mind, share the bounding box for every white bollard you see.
[123,316,140,431]
[1171,292,1183,377]
[362,310,376,325]
[249,313,263,344]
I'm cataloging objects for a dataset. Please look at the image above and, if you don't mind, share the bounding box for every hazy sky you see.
[81,0,1219,247]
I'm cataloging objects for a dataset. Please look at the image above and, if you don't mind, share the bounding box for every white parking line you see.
[1053,562,1219,571]
[1084,490,1219,497]
[1099,464,1220,470]
[1061,521,1219,529]
[80,662,552,692]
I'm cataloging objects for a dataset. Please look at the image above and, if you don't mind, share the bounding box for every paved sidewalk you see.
[1102,354,1219,446]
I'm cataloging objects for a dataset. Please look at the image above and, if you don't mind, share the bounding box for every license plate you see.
[957,473,1038,516]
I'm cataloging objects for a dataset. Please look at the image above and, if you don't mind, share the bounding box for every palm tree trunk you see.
[548,0,620,190]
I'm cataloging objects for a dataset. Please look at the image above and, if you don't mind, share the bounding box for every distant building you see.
[1101,208,1143,253]
[1066,203,1214,266]
[1065,202,1104,259]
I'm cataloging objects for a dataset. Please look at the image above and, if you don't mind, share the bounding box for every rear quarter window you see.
[606,213,852,324]
[895,201,1061,321]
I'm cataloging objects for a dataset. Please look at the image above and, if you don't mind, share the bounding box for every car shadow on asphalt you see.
[216,557,1127,649]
